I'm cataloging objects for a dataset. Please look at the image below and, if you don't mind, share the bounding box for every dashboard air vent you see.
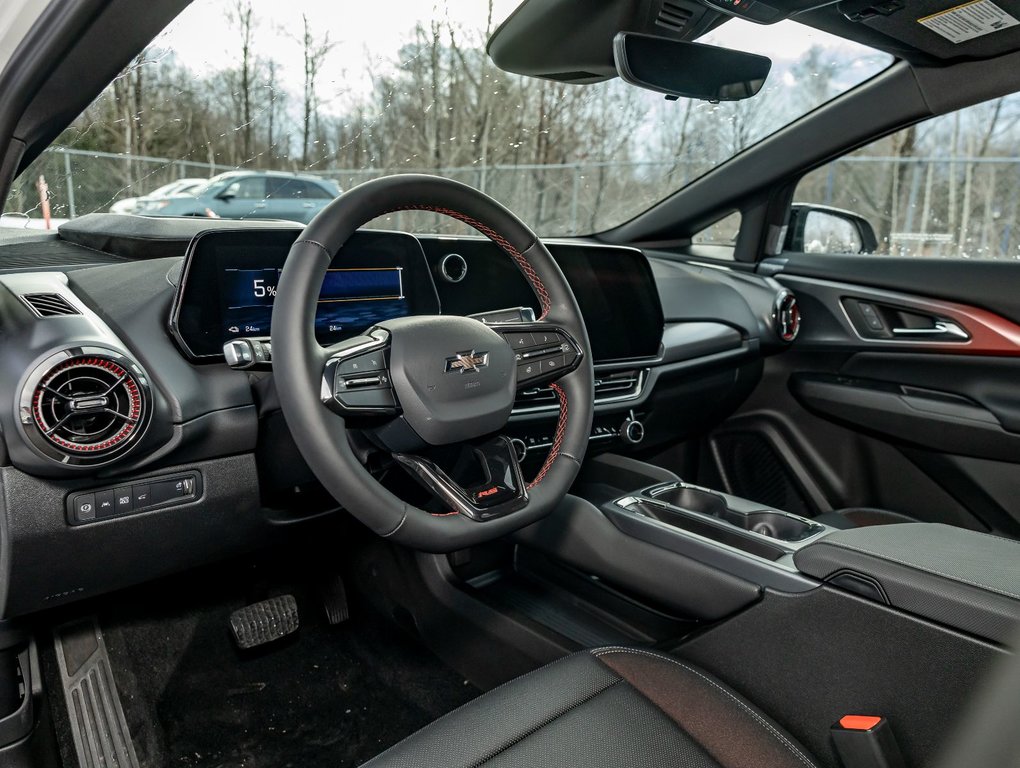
[20,292,80,317]
[515,369,644,410]
[774,292,801,342]
[656,1,694,32]
[22,353,149,465]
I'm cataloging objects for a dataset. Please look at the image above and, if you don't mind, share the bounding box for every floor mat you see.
[97,560,479,768]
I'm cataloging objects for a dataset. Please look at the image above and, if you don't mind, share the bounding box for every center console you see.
[518,453,1020,646]
[603,480,837,593]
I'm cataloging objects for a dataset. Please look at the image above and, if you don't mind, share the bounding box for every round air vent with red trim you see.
[773,291,801,343]
[20,350,151,465]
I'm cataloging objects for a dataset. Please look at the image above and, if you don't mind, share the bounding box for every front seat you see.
[362,647,818,767]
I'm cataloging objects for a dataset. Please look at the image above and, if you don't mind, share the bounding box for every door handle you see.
[253,203,267,209]
[302,202,315,208]
[891,320,969,340]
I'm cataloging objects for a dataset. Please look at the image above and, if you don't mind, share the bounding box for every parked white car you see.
[108,177,205,214]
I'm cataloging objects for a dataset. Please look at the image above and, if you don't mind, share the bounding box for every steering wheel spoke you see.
[481,320,584,389]
[320,328,400,416]
[393,436,528,521]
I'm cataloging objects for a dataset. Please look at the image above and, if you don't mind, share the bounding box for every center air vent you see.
[515,369,645,411]
[20,351,150,465]
[20,292,80,317]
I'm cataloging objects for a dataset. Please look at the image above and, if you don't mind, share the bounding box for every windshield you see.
[2,0,891,236]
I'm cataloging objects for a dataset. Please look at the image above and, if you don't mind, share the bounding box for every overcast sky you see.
[156,0,885,111]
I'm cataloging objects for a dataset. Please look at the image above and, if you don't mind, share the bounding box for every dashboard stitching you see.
[529,382,567,489]
[382,205,552,319]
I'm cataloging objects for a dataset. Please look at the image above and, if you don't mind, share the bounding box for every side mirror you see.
[216,191,235,202]
[613,33,771,102]
[784,204,878,255]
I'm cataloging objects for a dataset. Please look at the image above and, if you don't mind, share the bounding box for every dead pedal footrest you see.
[230,595,299,649]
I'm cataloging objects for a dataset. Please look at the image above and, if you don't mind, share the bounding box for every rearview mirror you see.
[613,33,771,102]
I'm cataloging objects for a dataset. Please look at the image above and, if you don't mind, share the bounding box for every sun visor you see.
[843,0,1020,60]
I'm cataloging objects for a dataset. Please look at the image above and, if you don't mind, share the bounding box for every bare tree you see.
[298,14,334,167]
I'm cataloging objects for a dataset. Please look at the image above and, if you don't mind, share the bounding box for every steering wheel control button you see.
[532,330,561,346]
[505,332,535,350]
[339,351,386,375]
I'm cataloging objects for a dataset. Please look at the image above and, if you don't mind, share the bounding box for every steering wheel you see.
[271,175,595,552]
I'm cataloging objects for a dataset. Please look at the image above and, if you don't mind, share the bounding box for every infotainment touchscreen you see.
[171,229,439,358]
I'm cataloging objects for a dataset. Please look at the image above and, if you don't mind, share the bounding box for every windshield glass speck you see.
[2,0,891,236]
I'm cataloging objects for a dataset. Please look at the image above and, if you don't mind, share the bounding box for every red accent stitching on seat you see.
[529,382,567,489]
[381,204,552,319]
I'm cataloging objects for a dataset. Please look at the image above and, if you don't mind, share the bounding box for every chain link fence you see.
[6,146,1020,258]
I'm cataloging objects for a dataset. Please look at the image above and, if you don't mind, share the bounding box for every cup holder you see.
[645,484,822,542]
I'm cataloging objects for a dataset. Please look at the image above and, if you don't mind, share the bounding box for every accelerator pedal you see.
[230,595,299,649]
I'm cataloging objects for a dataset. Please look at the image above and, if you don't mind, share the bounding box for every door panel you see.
[700,258,1020,537]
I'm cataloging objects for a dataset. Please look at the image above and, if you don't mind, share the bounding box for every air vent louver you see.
[656,1,694,32]
[774,292,801,342]
[23,353,149,465]
[515,370,644,410]
[21,292,80,317]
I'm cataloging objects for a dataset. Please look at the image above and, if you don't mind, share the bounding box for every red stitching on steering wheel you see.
[529,382,567,489]
[382,204,552,319]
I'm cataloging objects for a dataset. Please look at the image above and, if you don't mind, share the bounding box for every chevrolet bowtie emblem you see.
[445,350,489,374]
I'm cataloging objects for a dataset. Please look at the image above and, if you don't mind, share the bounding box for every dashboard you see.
[169,227,665,364]
[0,215,796,619]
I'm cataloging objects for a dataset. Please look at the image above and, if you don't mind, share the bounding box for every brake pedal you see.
[230,595,299,649]
[320,572,350,625]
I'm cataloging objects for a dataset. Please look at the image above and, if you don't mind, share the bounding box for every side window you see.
[692,211,741,253]
[225,177,266,199]
[267,178,332,199]
[297,180,333,199]
[793,94,1020,258]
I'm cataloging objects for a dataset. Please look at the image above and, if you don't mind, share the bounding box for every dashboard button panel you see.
[67,471,202,526]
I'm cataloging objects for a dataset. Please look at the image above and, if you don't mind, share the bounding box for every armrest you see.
[794,523,1020,644]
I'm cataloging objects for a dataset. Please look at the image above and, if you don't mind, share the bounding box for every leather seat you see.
[362,647,819,768]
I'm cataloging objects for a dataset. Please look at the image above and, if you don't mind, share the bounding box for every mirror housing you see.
[613,33,771,102]
[784,204,879,254]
